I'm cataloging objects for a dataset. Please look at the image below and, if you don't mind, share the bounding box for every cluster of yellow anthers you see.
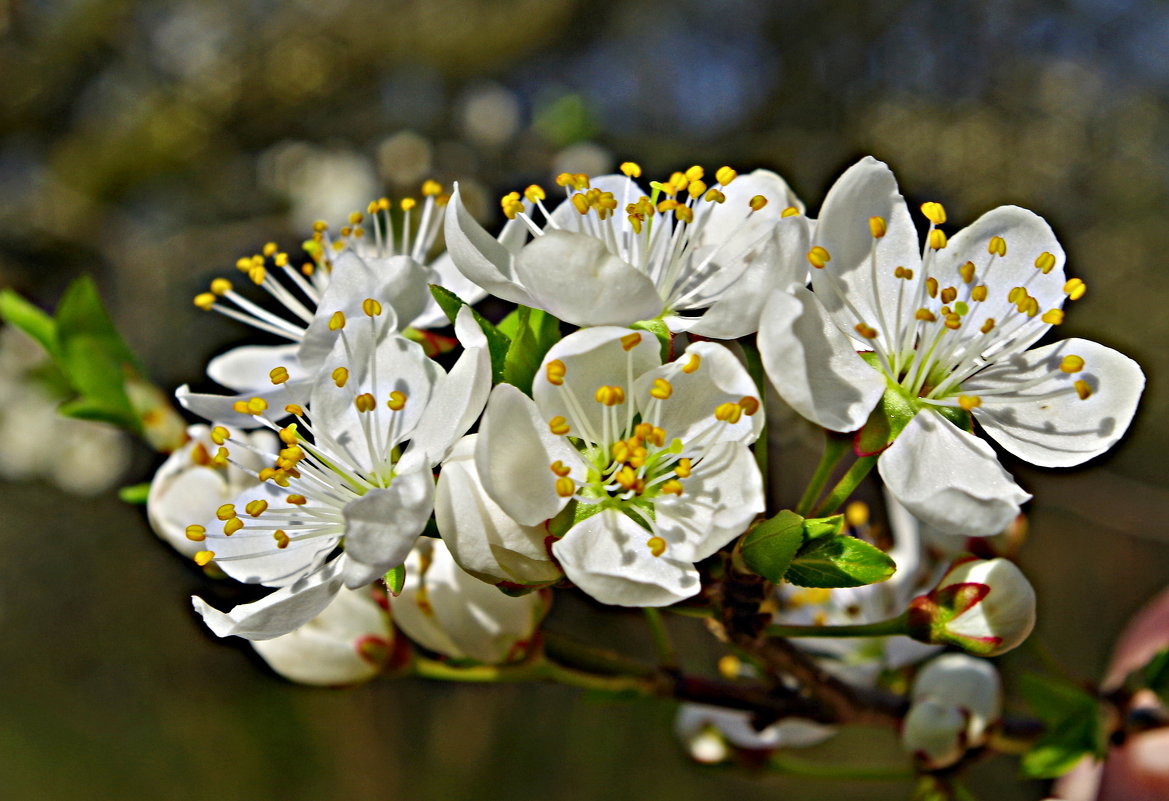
[327,180,450,252]
[500,163,799,231]
[192,240,310,311]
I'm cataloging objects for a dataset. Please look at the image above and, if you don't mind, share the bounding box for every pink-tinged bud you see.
[902,654,1002,769]
[906,557,1036,656]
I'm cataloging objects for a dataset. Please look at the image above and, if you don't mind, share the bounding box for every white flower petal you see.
[475,383,583,526]
[879,410,1031,537]
[655,442,763,562]
[443,185,534,305]
[965,338,1145,468]
[436,435,561,587]
[514,230,664,326]
[207,344,303,393]
[340,470,435,586]
[758,287,886,432]
[192,558,345,641]
[553,508,701,606]
[410,252,490,330]
[176,382,305,429]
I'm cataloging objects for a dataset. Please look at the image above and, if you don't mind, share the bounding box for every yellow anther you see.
[387,390,407,411]
[555,476,576,498]
[210,278,233,296]
[944,313,962,330]
[647,536,667,557]
[302,264,315,277]
[1064,278,1087,300]
[1042,309,1065,325]
[263,242,279,257]
[185,524,206,542]
[194,550,215,566]
[987,235,1007,257]
[915,308,937,322]
[925,277,939,298]
[246,499,269,517]
[232,400,249,415]
[921,201,947,225]
[1035,251,1057,274]
[348,212,364,226]
[331,367,349,388]
[650,378,673,400]
[845,501,869,528]
[287,494,307,505]
[869,216,887,238]
[571,193,591,215]
[595,385,626,406]
[362,298,383,317]
[928,229,948,250]
[273,530,290,549]
[1008,287,1026,305]
[269,366,290,385]
[278,425,298,446]
[211,447,229,468]
[1075,379,1092,400]
[940,286,958,304]
[649,426,667,447]
[217,506,237,525]
[210,426,230,446]
[354,392,376,413]
[620,332,642,351]
[550,461,571,478]
[193,292,216,310]
[674,205,694,224]
[703,188,727,204]
[545,359,567,386]
[687,180,708,199]
[328,311,346,331]
[714,402,743,424]
[284,403,305,417]
[190,443,211,466]
[738,396,761,416]
[669,171,689,192]
[717,655,741,680]
[682,353,701,373]
[854,322,878,339]
[807,246,831,269]
[422,179,443,197]
[549,416,570,436]
[780,206,800,218]
[661,478,685,497]
[1023,296,1040,317]
[235,257,252,272]
[620,161,642,178]
[685,165,705,182]
[675,458,692,478]
[375,198,391,211]
[400,198,417,212]
[246,397,268,414]
[894,266,915,280]
[634,422,654,440]
[959,261,976,284]
[258,467,277,483]
[615,465,639,491]
[273,252,289,268]
[554,172,574,188]
[611,440,631,463]
[313,220,328,233]
[657,198,679,214]
[748,195,768,211]
[971,285,988,302]
[1060,355,1085,373]
[716,166,737,186]
[522,184,545,203]
[958,395,982,411]
[980,318,996,334]
[367,200,378,215]
[223,517,244,536]
[500,192,524,220]
[247,265,267,285]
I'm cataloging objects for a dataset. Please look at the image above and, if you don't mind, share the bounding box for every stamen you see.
[921,202,947,225]
[555,477,576,497]
[738,396,761,416]
[854,322,878,339]
[246,499,269,517]
[223,518,244,536]
[780,206,800,218]
[194,551,215,566]
[388,391,407,411]
[329,311,346,330]
[807,246,831,269]
[331,367,349,388]
[185,525,206,542]
[748,195,767,211]
[647,536,667,557]
[1075,380,1092,400]
[1064,278,1087,300]
[1059,355,1085,373]
[958,395,982,411]
[550,461,571,477]
[269,366,290,385]
[959,261,976,284]
[1042,309,1065,325]
[650,378,673,400]
[620,333,642,351]
[714,402,743,424]
[210,426,229,445]
[620,162,642,178]
[1035,251,1056,274]
[595,385,626,406]
[682,353,701,373]
[354,393,376,412]
[362,298,383,317]
[869,216,887,238]
[549,416,571,436]
[928,229,948,250]
[988,236,1007,257]
[715,166,737,186]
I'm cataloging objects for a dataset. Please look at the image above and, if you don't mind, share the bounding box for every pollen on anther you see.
[332,367,349,388]
[971,285,988,302]
[940,286,958,304]
[355,392,376,412]
[545,359,567,385]
[550,460,571,477]
[921,202,947,225]
[807,246,831,269]
[894,266,914,280]
[549,416,570,436]
[1060,355,1085,373]
[716,166,737,186]
[958,395,982,411]
[216,503,237,521]
[269,366,290,385]
[555,476,575,498]
[194,550,215,566]
[387,391,407,411]
[1042,309,1065,325]
[749,195,768,211]
[980,318,996,334]
[185,525,206,542]
[287,494,307,505]
[362,298,383,317]
[854,322,878,339]
[1075,379,1092,400]
[210,426,229,445]
[845,501,869,528]
[682,353,701,373]
[1035,251,1057,274]
[675,458,692,478]
[620,333,642,351]
[780,206,800,218]
[869,216,887,238]
[284,403,305,417]
[925,277,939,298]
[620,161,642,178]
[929,229,948,250]
[246,499,269,517]
[328,311,346,331]
[193,293,216,310]
[647,536,667,557]
[273,530,290,549]
[210,278,233,296]
[595,385,625,406]
[959,261,976,284]
[987,236,1007,257]
[1064,278,1087,300]
[739,396,761,416]
[660,480,684,497]
[223,517,244,536]
[714,402,743,424]
[650,378,673,400]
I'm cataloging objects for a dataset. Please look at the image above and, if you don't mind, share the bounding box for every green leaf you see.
[501,305,561,395]
[427,284,511,384]
[118,482,152,505]
[803,514,844,540]
[1140,647,1169,706]
[384,564,406,597]
[855,383,917,456]
[0,290,58,356]
[630,317,671,361]
[1018,673,1107,779]
[784,534,896,588]
[740,510,805,582]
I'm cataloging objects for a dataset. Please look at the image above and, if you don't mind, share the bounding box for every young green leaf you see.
[0,290,58,356]
[118,482,152,505]
[1140,647,1169,706]
[803,514,844,540]
[501,305,561,395]
[427,284,511,384]
[1018,673,1107,779]
[854,383,917,456]
[784,534,896,588]
[740,510,805,582]
[384,564,406,597]
[630,317,671,361]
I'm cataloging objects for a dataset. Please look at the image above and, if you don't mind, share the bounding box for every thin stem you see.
[411,654,654,695]
[643,608,679,669]
[741,340,769,491]
[796,432,851,516]
[770,753,913,781]
[768,612,909,640]
[812,455,878,517]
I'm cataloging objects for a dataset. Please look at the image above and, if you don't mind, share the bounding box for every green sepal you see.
[739,510,805,582]
[936,404,974,433]
[384,564,407,597]
[0,289,58,356]
[117,482,152,505]
[1139,647,1169,706]
[1018,673,1107,779]
[428,284,512,384]
[784,534,896,589]
[499,305,561,395]
[803,514,844,540]
[855,383,917,456]
[630,317,671,361]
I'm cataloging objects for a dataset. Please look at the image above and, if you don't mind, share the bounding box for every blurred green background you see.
[2,1,1168,798]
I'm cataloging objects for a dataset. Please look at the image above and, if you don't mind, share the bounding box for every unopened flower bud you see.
[906,557,1036,656]
[901,653,1002,768]
[674,704,835,764]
